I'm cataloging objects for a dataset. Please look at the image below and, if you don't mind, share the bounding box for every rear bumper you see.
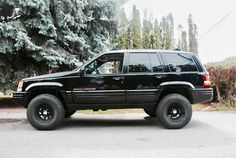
[192,88,213,104]
[13,92,27,107]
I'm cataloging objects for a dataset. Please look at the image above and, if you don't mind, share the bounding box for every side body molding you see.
[25,82,63,91]
[160,81,195,89]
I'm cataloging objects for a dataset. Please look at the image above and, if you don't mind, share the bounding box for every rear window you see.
[162,53,198,72]
[150,53,163,72]
[128,53,151,73]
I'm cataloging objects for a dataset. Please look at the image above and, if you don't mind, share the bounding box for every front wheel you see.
[27,94,65,130]
[156,94,192,129]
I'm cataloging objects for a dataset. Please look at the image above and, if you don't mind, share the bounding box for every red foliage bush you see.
[207,66,236,105]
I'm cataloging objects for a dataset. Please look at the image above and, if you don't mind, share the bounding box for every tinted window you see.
[150,53,163,72]
[128,53,151,73]
[162,53,198,72]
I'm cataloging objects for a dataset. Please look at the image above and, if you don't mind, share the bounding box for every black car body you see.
[13,50,213,130]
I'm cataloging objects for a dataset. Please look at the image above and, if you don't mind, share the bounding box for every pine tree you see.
[159,16,167,49]
[153,19,161,49]
[166,13,174,49]
[181,31,188,51]
[130,5,142,49]
[193,23,198,54]
[159,13,175,50]
[142,9,153,49]
[177,24,188,51]
[0,0,120,92]
[112,8,130,49]
[177,24,183,49]
[188,14,198,55]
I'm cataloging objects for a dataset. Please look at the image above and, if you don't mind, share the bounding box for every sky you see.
[123,0,236,64]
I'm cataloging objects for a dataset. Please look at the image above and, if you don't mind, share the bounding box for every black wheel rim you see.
[167,103,185,121]
[35,104,54,122]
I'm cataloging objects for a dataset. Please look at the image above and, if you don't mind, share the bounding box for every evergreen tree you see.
[130,5,142,49]
[112,8,130,49]
[188,14,198,55]
[166,13,174,49]
[153,18,161,49]
[177,24,183,49]
[181,31,188,51]
[193,23,198,54]
[142,9,153,49]
[159,16,167,49]
[0,0,120,92]
[177,24,188,51]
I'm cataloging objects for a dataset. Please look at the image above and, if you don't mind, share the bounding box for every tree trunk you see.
[215,84,223,103]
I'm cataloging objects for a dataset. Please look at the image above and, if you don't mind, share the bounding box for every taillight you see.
[203,75,211,88]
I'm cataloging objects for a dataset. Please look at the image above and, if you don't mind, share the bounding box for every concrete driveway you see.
[0,110,236,158]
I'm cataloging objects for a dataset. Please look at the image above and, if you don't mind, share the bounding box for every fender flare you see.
[160,81,195,89]
[25,82,63,92]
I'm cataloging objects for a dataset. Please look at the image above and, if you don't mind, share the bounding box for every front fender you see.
[25,82,63,92]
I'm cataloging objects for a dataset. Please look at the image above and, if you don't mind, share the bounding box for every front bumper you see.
[192,88,213,104]
[13,92,27,107]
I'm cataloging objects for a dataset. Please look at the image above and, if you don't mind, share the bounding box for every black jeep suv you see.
[13,50,213,130]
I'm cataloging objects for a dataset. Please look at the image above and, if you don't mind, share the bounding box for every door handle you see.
[113,77,124,81]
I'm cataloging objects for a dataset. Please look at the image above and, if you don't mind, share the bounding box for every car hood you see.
[23,71,76,81]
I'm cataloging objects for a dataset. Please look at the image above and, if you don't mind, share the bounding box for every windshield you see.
[74,53,102,72]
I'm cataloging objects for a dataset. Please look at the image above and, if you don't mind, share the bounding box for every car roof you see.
[106,49,194,54]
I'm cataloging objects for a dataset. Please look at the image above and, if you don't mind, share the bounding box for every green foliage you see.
[0,0,120,93]
[130,5,142,49]
[188,14,198,55]
[112,8,130,49]
[114,6,192,51]
[159,13,174,49]
[142,9,153,49]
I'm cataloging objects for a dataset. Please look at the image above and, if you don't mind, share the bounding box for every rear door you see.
[124,52,166,105]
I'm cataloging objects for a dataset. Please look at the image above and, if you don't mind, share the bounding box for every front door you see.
[72,53,125,105]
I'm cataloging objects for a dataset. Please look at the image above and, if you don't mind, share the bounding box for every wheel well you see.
[157,87,193,105]
[26,87,66,108]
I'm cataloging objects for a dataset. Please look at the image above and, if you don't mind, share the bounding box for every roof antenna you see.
[173,48,182,51]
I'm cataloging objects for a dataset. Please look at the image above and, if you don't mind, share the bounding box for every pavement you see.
[0,109,236,158]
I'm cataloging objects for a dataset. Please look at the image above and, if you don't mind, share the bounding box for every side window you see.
[162,53,198,72]
[85,53,124,75]
[150,53,163,72]
[128,53,151,73]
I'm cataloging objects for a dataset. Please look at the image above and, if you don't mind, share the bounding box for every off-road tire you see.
[156,94,192,129]
[27,94,65,130]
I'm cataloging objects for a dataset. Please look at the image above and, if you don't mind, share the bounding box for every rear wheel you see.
[156,94,192,129]
[27,94,65,130]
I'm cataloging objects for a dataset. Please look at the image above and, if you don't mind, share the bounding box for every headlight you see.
[17,80,24,92]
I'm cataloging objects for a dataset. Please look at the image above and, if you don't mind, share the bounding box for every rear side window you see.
[150,53,163,72]
[128,53,151,73]
[162,53,198,72]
